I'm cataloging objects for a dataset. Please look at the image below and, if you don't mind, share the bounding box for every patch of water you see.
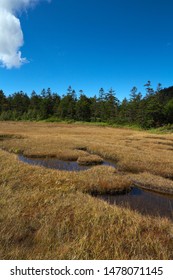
[18,155,173,220]
[95,187,173,220]
[18,155,115,171]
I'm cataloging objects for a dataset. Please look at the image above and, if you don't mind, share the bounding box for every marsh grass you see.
[77,155,103,165]
[0,121,173,259]
[76,166,131,194]
[128,172,173,194]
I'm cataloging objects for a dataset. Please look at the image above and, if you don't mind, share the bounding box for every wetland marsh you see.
[0,121,173,260]
[18,154,116,171]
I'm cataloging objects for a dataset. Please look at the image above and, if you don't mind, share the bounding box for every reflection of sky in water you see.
[96,187,173,220]
[18,155,115,172]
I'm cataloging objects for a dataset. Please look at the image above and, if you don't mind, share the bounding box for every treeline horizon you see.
[0,82,173,128]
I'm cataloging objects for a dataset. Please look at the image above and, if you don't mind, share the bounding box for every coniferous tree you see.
[128,87,142,123]
[164,99,173,123]
[118,98,129,123]
[76,92,91,121]
[27,91,42,120]
[0,90,7,113]
[97,88,106,121]
[90,95,99,122]
[52,93,61,116]
[0,83,173,127]
[10,91,30,119]
[104,88,119,121]
[57,86,76,119]
[144,81,154,96]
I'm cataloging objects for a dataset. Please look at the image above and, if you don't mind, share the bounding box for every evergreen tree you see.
[90,95,99,122]
[0,83,172,127]
[97,88,106,121]
[104,88,119,121]
[52,93,61,116]
[119,98,129,123]
[76,92,91,121]
[27,91,42,120]
[57,86,76,119]
[128,87,142,123]
[0,90,7,113]
[144,81,154,96]
[164,99,173,123]
[10,91,30,119]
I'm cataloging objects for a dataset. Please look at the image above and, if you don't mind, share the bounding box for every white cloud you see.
[0,0,38,12]
[0,0,50,69]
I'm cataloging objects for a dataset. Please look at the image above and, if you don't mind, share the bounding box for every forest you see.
[0,81,173,128]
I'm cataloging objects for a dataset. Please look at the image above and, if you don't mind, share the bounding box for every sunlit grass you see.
[0,121,173,259]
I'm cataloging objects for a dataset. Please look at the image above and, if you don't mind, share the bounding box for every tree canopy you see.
[0,84,173,128]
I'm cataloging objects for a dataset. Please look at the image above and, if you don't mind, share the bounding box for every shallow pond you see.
[95,187,173,220]
[18,155,115,171]
[18,155,173,220]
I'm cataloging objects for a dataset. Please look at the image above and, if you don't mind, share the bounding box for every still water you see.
[95,187,173,220]
[18,155,173,220]
[18,155,115,171]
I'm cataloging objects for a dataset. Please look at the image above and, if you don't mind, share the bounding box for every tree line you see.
[0,82,173,128]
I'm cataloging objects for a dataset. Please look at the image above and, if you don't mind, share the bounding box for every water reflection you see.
[18,155,115,171]
[18,155,173,220]
[95,187,173,220]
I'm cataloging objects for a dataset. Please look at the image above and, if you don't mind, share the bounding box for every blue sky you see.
[0,0,173,100]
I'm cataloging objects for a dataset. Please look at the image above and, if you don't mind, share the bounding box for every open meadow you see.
[0,121,173,259]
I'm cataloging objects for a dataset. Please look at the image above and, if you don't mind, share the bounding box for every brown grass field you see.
[0,121,173,259]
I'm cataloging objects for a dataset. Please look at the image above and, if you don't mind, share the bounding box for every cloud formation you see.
[0,0,49,69]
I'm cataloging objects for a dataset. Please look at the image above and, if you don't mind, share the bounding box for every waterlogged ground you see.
[18,155,173,220]
[18,154,116,171]
[96,187,173,220]
[0,121,173,260]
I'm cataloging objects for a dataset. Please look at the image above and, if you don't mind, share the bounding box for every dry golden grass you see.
[77,154,103,165]
[76,165,131,194]
[128,172,173,194]
[1,121,173,190]
[0,121,173,259]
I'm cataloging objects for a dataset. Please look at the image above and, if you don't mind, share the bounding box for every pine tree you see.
[76,92,91,121]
